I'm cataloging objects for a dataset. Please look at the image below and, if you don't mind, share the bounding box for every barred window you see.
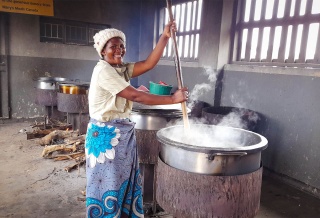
[234,0,320,67]
[65,22,87,45]
[159,0,203,62]
[40,17,110,46]
[40,20,63,43]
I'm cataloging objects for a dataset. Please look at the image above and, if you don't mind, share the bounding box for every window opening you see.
[234,0,320,67]
[261,27,270,59]
[299,0,307,15]
[272,26,282,59]
[40,17,110,46]
[159,0,203,62]
[254,0,262,21]
[285,25,293,59]
[306,23,319,59]
[312,0,320,14]
[40,21,63,43]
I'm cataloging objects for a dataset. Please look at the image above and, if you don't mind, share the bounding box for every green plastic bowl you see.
[149,81,173,95]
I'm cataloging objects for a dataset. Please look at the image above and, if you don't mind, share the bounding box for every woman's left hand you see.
[163,20,177,38]
[171,87,188,103]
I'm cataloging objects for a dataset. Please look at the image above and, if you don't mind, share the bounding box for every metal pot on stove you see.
[59,82,90,95]
[35,77,69,90]
[156,124,268,176]
[130,103,188,130]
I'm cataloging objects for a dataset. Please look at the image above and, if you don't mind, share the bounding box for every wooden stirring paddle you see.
[166,0,190,129]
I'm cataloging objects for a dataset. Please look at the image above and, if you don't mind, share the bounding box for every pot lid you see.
[132,102,190,111]
[36,77,70,82]
[132,102,190,117]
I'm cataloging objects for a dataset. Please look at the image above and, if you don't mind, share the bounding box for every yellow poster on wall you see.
[0,0,54,16]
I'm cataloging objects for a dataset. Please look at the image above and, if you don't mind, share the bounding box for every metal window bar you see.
[254,0,267,61]
[236,0,246,61]
[243,0,255,61]
[181,3,186,32]
[192,1,196,31]
[182,4,187,58]
[235,0,320,66]
[287,0,301,62]
[297,0,313,62]
[312,23,320,63]
[266,0,279,61]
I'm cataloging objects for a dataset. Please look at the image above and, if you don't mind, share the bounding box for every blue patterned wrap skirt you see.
[85,118,144,218]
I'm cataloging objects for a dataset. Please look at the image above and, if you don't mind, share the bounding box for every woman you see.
[85,21,188,218]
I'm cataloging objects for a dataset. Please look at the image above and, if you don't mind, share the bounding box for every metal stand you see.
[67,112,89,134]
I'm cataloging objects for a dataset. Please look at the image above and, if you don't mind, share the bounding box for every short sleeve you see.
[127,62,134,78]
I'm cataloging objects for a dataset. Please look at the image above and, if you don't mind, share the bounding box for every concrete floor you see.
[1,121,320,218]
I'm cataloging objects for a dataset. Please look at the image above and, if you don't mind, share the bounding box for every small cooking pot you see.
[35,77,69,90]
[59,82,89,95]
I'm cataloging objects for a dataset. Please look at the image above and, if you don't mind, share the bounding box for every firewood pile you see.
[27,118,86,172]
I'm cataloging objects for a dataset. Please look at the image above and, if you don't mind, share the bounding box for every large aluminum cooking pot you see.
[35,77,69,90]
[157,124,268,176]
[130,103,189,130]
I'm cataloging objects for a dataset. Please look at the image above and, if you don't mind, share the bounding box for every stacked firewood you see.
[27,118,86,172]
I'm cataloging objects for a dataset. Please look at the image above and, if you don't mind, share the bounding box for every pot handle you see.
[207,152,247,161]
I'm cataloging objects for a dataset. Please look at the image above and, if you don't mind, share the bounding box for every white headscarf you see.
[93,28,126,58]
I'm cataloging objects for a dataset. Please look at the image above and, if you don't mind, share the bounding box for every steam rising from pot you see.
[188,66,217,109]
[164,119,244,148]
[163,66,262,148]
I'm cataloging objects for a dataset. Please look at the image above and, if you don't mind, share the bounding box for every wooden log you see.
[31,123,71,129]
[77,197,86,202]
[64,135,85,144]
[27,129,54,140]
[47,118,68,126]
[64,157,85,172]
[41,144,72,157]
[38,129,79,146]
[27,121,72,140]
[53,152,84,161]
[156,157,263,218]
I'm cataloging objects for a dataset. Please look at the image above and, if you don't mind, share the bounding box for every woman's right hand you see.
[171,87,188,103]
[163,20,177,39]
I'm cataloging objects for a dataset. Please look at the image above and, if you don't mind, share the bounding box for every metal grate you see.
[40,21,64,43]
[159,0,203,62]
[234,0,320,67]
[65,24,87,45]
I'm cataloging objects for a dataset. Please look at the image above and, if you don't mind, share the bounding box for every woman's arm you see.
[117,85,188,105]
[132,21,176,78]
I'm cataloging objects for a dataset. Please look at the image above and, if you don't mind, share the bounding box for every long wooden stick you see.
[166,0,190,129]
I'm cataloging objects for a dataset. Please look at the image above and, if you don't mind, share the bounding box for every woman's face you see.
[101,37,126,65]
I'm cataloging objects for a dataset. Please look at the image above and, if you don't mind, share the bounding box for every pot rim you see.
[156,124,268,154]
[36,77,69,82]
[36,80,57,90]
[59,82,90,88]
[131,109,184,118]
